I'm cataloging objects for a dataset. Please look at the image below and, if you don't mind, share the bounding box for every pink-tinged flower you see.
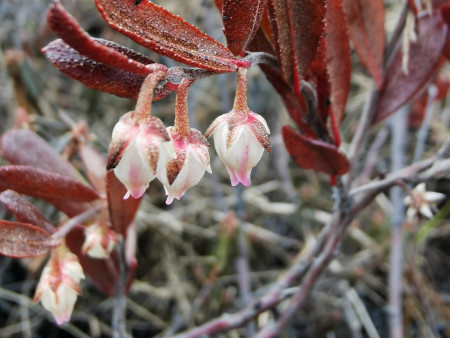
[107,112,171,199]
[205,68,271,186]
[156,78,211,204]
[158,128,211,204]
[33,245,85,325]
[404,183,446,220]
[82,223,117,259]
[107,71,173,199]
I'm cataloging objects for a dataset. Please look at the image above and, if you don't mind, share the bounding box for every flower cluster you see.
[109,69,271,204]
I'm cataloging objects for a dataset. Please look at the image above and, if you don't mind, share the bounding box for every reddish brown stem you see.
[233,68,249,111]
[135,70,168,120]
[174,78,195,136]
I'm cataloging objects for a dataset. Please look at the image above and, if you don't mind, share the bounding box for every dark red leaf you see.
[1,129,79,179]
[47,1,161,77]
[95,0,247,72]
[342,0,385,87]
[373,12,447,123]
[0,221,52,258]
[0,165,100,202]
[440,3,450,58]
[0,190,54,234]
[306,38,332,130]
[42,39,174,100]
[326,0,351,126]
[43,39,144,100]
[282,126,350,175]
[222,0,268,55]
[106,171,141,236]
[267,0,326,92]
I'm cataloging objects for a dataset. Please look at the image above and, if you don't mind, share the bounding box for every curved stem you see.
[174,78,195,136]
[134,70,167,120]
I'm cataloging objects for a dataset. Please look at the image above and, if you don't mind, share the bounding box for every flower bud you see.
[107,112,171,199]
[157,128,211,204]
[33,245,85,325]
[82,223,117,259]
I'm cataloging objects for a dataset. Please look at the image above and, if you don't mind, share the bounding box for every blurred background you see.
[1,0,450,337]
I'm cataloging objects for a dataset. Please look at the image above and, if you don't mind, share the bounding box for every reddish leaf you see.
[42,39,174,100]
[2,129,79,179]
[267,0,326,92]
[43,39,144,100]
[47,1,161,77]
[306,38,332,130]
[440,3,450,58]
[0,190,54,234]
[79,145,107,195]
[221,0,268,55]
[0,166,100,202]
[106,171,141,236]
[95,0,248,72]
[0,221,52,258]
[373,12,447,123]
[247,28,276,55]
[282,126,350,175]
[326,0,351,126]
[342,0,385,87]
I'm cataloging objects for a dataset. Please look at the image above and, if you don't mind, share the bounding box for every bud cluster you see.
[108,69,272,204]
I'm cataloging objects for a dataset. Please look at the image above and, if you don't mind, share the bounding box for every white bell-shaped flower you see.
[33,245,85,325]
[107,71,172,199]
[205,68,271,186]
[107,112,171,199]
[158,128,211,204]
[156,78,211,204]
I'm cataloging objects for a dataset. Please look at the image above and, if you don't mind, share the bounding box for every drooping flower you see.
[205,68,271,186]
[404,183,446,220]
[82,207,117,259]
[157,79,211,204]
[33,244,85,325]
[107,71,174,199]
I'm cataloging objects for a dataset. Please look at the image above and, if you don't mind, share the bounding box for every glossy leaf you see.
[95,0,248,72]
[221,0,268,55]
[267,0,326,92]
[282,126,350,176]
[373,12,447,123]
[0,190,54,234]
[1,129,79,179]
[47,1,161,77]
[0,166,100,202]
[342,0,385,87]
[326,0,351,125]
[0,221,52,258]
[106,171,142,236]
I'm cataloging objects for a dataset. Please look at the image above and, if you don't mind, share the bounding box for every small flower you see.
[158,128,211,204]
[107,71,173,199]
[156,78,211,204]
[404,183,446,220]
[82,223,117,259]
[205,68,271,186]
[107,112,171,199]
[33,245,85,325]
